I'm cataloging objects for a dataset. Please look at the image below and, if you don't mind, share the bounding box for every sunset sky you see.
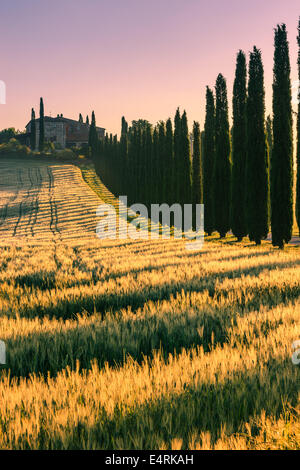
[0,0,299,136]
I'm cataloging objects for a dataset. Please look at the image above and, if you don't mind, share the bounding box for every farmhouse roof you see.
[26,116,105,132]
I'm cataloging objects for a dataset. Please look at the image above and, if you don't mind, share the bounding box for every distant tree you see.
[88,111,98,159]
[192,121,203,229]
[214,74,231,238]
[246,47,269,245]
[231,50,247,241]
[79,113,83,123]
[296,18,300,235]
[30,108,36,150]
[86,115,89,125]
[39,97,45,151]
[271,24,293,248]
[0,128,18,144]
[203,87,216,235]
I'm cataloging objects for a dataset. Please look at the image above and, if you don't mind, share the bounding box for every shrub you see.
[0,139,32,157]
[53,148,76,160]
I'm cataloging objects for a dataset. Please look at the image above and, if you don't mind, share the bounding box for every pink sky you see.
[0,0,299,136]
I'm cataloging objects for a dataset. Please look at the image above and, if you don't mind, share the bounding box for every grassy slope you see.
[0,159,299,450]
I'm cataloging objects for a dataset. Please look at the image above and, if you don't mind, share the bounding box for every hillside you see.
[0,159,102,243]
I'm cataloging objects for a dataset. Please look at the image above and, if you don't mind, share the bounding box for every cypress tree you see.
[86,115,89,125]
[151,126,159,205]
[203,87,216,235]
[126,128,133,204]
[30,108,36,150]
[180,111,192,206]
[246,47,269,245]
[129,124,139,204]
[214,74,231,238]
[143,123,152,206]
[112,134,119,194]
[79,113,83,123]
[296,18,300,235]
[192,121,203,229]
[145,123,153,210]
[271,24,293,248]
[135,124,143,202]
[120,116,128,196]
[192,121,203,204]
[165,118,174,205]
[88,111,98,159]
[231,50,247,241]
[39,97,45,152]
[158,121,166,204]
[173,108,181,204]
[139,123,147,204]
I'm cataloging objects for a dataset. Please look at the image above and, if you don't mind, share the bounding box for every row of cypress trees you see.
[92,20,299,248]
[202,23,295,249]
[94,111,198,215]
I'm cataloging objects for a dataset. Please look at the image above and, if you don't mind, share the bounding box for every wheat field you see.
[0,158,299,450]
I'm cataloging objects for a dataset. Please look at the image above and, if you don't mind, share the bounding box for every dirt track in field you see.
[0,159,103,243]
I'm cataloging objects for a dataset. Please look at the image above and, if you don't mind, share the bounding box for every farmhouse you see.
[25,115,105,149]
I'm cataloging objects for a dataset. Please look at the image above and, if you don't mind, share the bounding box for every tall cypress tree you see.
[30,108,36,150]
[86,115,89,125]
[139,123,148,204]
[39,97,45,152]
[173,108,181,204]
[145,123,153,210]
[79,113,83,123]
[203,87,216,235]
[165,118,174,205]
[246,47,269,245]
[296,18,300,235]
[232,50,247,241]
[192,121,203,204]
[151,126,159,204]
[271,24,293,248]
[136,124,143,202]
[112,134,120,194]
[120,116,128,196]
[130,123,139,204]
[192,121,203,229]
[158,121,166,204]
[214,74,231,238]
[180,111,192,206]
